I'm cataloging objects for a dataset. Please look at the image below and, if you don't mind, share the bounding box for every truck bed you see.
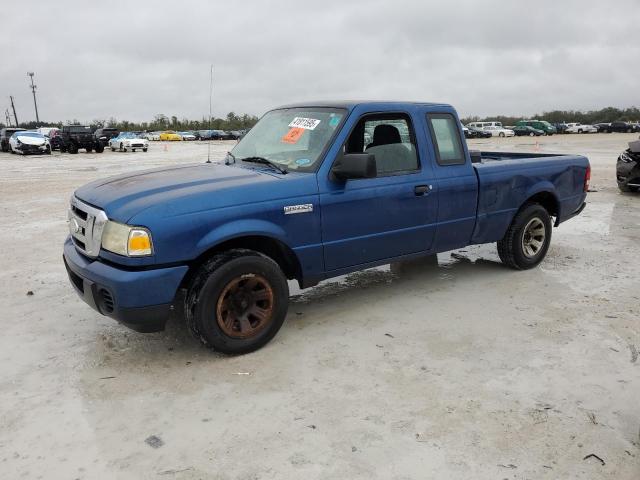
[469,151,589,245]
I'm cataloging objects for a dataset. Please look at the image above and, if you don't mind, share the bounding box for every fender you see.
[195,218,289,258]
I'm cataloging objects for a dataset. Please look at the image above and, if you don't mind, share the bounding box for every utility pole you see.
[27,72,40,124]
[9,96,18,126]
[5,109,11,127]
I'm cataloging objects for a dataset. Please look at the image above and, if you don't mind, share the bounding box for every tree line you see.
[0,111,260,131]
[460,106,640,126]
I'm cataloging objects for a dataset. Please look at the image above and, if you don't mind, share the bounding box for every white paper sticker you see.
[289,117,321,130]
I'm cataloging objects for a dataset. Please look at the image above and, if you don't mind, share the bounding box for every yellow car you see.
[159,131,182,141]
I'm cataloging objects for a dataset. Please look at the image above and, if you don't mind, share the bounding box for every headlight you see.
[101,221,153,256]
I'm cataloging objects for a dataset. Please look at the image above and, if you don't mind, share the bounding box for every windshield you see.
[15,131,43,138]
[230,107,346,172]
[118,132,140,139]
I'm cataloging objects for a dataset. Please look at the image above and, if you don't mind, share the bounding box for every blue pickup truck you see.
[64,101,590,353]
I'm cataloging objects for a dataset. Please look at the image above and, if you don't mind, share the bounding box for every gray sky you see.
[2,0,639,123]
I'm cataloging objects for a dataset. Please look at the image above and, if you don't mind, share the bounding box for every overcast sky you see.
[2,0,638,124]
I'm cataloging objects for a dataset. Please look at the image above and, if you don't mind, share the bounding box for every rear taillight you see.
[584,165,591,192]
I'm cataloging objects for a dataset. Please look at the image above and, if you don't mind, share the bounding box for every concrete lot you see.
[0,134,638,479]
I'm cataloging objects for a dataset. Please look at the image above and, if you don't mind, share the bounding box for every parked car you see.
[108,132,149,152]
[593,122,611,133]
[59,125,104,154]
[603,121,640,133]
[144,131,161,141]
[467,121,503,130]
[159,131,182,141]
[36,127,59,138]
[178,131,197,141]
[515,120,557,135]
[565,123,598,134]
[554,123,569,134]
[94,127,120,147]
[616,138,640,192]
[464,126,491,139]
[9,131,51,155]
[512,125,544,137]
[63,100,589,354]
[1,127,26,152]
[229,130,244,140]
[484,126,515,137]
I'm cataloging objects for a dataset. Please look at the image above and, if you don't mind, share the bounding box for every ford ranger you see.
[63,101,590,354]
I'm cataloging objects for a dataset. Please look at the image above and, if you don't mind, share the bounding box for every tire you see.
[497,203,552,270]
[86,147,92,153]
[45,146,51,155]
[111,147,116,152]
[529,132,535,137]
[185,249,289,354]
[119,143,124,152]
[68,142,78,154]
[95,144,104,153]
[143,148,148,152]
[132,149,136,152]
[499,132,505,137]
[578,129,583,134]
[627,128,632,133]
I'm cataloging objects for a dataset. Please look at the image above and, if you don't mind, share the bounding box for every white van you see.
[467,121,503,130]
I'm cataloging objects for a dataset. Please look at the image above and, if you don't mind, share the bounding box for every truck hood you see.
[74,163,293,222]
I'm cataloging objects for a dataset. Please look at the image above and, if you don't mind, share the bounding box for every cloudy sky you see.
[2,0,638,124]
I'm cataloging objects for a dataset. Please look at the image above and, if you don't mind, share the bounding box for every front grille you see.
[132,143,144,148]
[68,197,108,258]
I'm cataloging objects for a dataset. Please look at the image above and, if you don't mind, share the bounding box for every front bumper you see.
[63,236,188,332]
[15,143,49,154]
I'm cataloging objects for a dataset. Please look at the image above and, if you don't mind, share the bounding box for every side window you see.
[427,113,465,166]
[344,114,419,176]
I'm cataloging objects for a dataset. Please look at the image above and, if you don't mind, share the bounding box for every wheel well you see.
[524,192,559,223]
[180,235,302,289]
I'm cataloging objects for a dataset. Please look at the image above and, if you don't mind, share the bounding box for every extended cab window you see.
[427,113,465,166]
[344,114,419,175]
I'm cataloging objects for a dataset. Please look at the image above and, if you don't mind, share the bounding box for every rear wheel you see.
[529,132,535,137]
[185,249,289,354]
[143,148,148,152]
[497,203,552,270]
[68,142,78,154]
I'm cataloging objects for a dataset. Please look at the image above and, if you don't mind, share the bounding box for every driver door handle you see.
[414,184,432,196]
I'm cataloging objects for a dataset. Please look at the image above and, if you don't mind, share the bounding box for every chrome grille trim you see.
[68,197,108,258]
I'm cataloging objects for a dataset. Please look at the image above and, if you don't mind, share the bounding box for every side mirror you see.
[331,153,377,181]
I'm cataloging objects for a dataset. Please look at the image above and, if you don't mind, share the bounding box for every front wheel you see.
[529,132,535,137]
[185,249,289,354]
[499,132,505,137]
[143,148,148,152]
[497,203,552,270]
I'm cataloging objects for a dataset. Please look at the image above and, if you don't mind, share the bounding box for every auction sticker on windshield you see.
[289,117,321,130]
[281,127,305,144]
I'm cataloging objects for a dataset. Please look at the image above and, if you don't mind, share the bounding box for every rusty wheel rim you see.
[216,274,275,339]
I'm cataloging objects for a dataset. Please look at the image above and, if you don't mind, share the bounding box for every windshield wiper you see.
[240,156,288,174]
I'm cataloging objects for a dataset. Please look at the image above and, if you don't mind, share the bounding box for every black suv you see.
[0,127,26,152]
[59,125,104,154]
[94,127,120,147]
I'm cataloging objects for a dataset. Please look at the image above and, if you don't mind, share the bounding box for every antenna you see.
[206,64,213,164]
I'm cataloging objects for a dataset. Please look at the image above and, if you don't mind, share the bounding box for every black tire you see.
[95,144,104,153]
[68,142,78,154]
[143,148,148,152]
[111,146,116,152]
[132,148,136,152]
[529,132,535,137]
[119,143,124,152]
[45,145,51,155]
[86,146,92,153]
[499,132,505,137]
[497,203,552,270]
[1,143,7,152]
[185,249,289,354]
